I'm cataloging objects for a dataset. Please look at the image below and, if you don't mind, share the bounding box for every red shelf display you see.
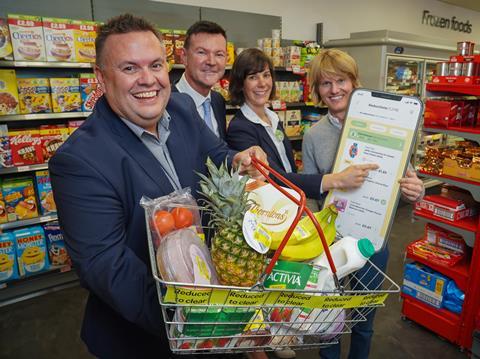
[426,83,480,97]
[413,209,478,233]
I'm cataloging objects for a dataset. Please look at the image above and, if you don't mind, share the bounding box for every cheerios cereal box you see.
[8,14,46,62]
[14,225,49,276]
[0,232,19,282]
[80,73,103,112]
[17,78,52,114]
[0,69,19,115]
[49,78,81,113]
[2,176,39,222]
[43,221,71,268]
[42,17,75,62]
[71,20,97,63]
[35,170,56,215]
[0,18,13,60]
[39,124,68,161]
[0,124,13,168]
[9,128,44,166]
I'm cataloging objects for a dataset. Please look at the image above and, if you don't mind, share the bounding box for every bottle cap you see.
[358,238,375,258]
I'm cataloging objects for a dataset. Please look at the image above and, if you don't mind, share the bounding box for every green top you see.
[358,238,375,258]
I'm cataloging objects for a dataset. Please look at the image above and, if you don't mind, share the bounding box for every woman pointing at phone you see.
[302,49,424,359]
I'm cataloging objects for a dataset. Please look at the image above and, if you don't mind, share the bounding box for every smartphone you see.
[324,89,423,251]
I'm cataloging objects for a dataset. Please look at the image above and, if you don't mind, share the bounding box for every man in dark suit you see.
[49,14,266,359]
[173,21,227,139]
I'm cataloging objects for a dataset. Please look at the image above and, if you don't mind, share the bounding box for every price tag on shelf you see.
[271,100,286,110]
[292,65,305,75]
[17,166,30,172]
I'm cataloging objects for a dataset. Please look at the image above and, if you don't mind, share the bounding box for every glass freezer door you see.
[384,56,423,96]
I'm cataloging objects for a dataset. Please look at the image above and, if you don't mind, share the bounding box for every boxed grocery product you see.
[226,42,235,66]
[42,17,75,62]
[0,187,8,224]
[264,260,318,290]
[39,124,69,161]
[406,238,465,267]
[443,157,480,182]
[284,109,302,137]
[0,124,13,168]
[0,232,19,283]
[0,69,20,115]
[158,28,174,65]
[43,221,71,267]
[423,100,460,128]
[67,120,84,134]
[17,78,52,114]
[173,29,186,64]
[71,20,97,62]
[49,78,81,113]
[80,73,103,112]
[284,46,301,68]
[426,223,466,254]
[14,225,49,276]
[35,170,56,215]
[402,262,447,309]
[2,176,38,221]
[9,128,43,166]
[415,194,477,221]
[0,18,13,60]
[8,14,46,61]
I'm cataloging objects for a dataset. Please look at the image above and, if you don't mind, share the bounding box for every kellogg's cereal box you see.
[35,170,56,215]
[49,78,81,113]
[173,29,186,64]
[67,120,84,134]
[71,20,97,63]
[0,69,19,115]
[42,17,75,62]
[8,14,46,61]
[0,124,13,168]
[14,225,49,276]
[80,73,103,112]
[2,176,38,222]
[0,232,19,283]
[0,18,13,60]
[17,78,52,114]
[9,128,43,166]
[39,124,68,161]
[43,221,71,267]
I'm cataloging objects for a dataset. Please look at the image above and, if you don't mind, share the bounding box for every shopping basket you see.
[144,157,400,354]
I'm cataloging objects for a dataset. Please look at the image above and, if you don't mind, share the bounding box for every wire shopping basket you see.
[144,157,400,354]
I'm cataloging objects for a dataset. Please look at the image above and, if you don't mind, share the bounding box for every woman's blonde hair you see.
[308,49,361,105]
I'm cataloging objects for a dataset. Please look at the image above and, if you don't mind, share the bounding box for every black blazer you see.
[172,84,227,140]
[227,109,325,200]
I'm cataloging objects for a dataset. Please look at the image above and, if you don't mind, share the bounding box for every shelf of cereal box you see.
[418,171,480,202]
[0,214,58,232]
[0,163,49,175]
[426,83,480,97]
[422,126,480,143]
[0,112,91,122]
[413,209,476,248]
[0,60,93,69]
[0,267,78,307]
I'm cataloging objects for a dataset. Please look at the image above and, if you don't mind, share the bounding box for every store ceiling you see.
[438,0,480,12]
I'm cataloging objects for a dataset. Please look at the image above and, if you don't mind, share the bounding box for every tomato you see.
[153,210,175,235]
[171,207,194,229]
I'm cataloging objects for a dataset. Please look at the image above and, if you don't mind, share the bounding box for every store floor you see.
[0,202,467,359]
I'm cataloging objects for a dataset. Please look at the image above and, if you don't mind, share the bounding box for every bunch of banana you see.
[269,204,338,261]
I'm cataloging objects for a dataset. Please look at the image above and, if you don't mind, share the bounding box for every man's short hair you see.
[96,13,162,66]
[184,20,226,49]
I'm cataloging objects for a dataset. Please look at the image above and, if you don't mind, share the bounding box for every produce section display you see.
[141,158,399,354]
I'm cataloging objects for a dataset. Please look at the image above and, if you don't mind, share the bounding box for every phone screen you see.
[325,89,423,251]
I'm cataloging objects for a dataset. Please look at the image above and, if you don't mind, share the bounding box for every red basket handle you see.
[249,157,339,285]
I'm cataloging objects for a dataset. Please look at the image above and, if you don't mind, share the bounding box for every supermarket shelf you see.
[418,171,480,202]
[0,163,48,175]
[171,64,232,70]
[423,126,480,143]
[226,102,316,111]
[426,83,480,97]
[0,215,58,231]
[0,268,78,307]
[0,112,90,122]
[401,294,461,344]
[422,178,442,189]
[0,60,93,69]
[413,209,477,248]
[406,247,470,292]
[288,135,303,141]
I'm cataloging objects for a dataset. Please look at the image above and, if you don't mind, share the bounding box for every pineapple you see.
[197,158,266,287]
